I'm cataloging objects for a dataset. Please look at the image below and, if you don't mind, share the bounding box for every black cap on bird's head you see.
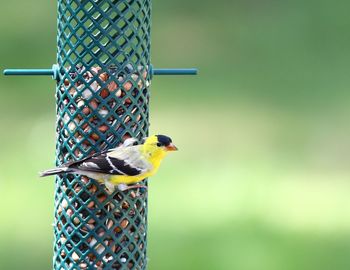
[156,134,178,151]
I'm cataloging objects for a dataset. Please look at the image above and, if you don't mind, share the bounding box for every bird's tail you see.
[39,167,71,177]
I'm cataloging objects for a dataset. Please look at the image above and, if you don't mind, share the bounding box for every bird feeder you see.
[4,0,197,269]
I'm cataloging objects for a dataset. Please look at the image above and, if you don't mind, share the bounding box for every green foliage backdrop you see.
[1,0,350,269]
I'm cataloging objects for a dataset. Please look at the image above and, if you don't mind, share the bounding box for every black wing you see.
[69,152,142,176]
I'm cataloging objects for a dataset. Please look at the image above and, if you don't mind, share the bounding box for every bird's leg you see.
[117,183,129,191]
[118,183,148,192]
[119,183,148,197]
[104,180,116,194]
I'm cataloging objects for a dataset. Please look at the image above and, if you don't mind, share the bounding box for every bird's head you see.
[142,134,178,158]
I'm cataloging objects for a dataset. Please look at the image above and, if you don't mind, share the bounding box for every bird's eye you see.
[156,142,162,147]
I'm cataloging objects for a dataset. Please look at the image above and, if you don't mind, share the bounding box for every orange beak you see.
[165,143,178,151]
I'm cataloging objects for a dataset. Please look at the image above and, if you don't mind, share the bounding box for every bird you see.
[40,134,178,193]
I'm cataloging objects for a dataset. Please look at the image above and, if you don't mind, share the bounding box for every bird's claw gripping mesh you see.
[54,0,151,269]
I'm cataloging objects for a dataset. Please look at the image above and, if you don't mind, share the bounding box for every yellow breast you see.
[108,171,153,185]
[106,142,168,185]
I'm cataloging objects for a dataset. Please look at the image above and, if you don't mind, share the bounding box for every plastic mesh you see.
[53,0,151,269]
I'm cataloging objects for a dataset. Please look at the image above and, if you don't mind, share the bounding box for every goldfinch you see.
[40,134,178,193]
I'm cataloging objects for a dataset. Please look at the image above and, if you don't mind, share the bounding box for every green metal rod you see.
[3,66,198,79]
[3,65,60,80]
[152,68,198,75]
[3,69,54,76]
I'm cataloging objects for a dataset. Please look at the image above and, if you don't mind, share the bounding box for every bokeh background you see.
[1,0,350,269]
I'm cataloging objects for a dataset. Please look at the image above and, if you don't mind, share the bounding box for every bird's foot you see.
[118,184,148,196]
[104,181,116,195]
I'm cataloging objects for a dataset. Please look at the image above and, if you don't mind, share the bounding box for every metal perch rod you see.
[3,67,198,78]
[3,69,55,76]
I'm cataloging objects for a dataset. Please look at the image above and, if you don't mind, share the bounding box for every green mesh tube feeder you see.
[4,0,197,269]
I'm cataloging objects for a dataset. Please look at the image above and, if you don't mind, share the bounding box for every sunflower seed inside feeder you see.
[79,263,88,269]
[87,201,95,209]
[68,122,76,132]
[72,252,79,262]
[89,237,97,247]
[96,244,105,255]
[99,108,109,117]
[108,81,118,92]
[90,81,100,91]
[73,217,80,225]
[61,199,68,209]
[66,208,73,217]
[77,99,85,108]
[82,89,93,99]
[103,255,113,263]
[60,236,67,244]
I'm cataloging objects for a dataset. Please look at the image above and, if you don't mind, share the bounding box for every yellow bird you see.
[40,134,178,193]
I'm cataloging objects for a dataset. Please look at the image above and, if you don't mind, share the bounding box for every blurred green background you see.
[1,0,350,269]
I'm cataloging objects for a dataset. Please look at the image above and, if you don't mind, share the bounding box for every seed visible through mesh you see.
[57,64,150,161]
